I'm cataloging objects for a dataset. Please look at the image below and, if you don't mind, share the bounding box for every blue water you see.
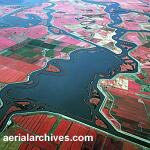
[0,14,42,28]
[0,0,24,5]
[0,0,47,5]
[0,47,125,121]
